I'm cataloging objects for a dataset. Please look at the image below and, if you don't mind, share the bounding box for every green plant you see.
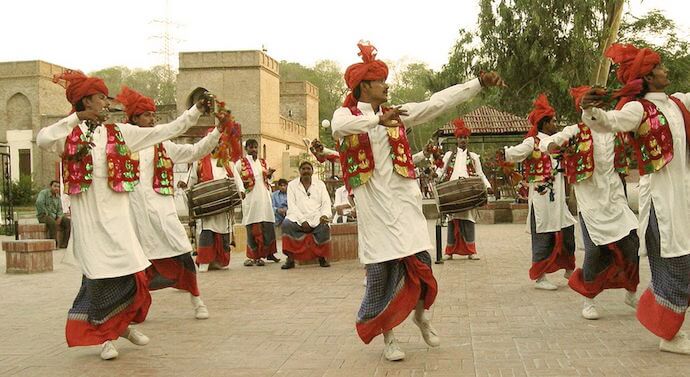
[10,176,38,206]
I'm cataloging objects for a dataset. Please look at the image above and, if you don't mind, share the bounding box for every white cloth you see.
[285,178,332,228]
[437,148,491,223]
[36,106,201,279]
[504,132,577,233]
[582,92,690,258]
[539,125,638,245]
[189,157,240,234]
[331,78,482,264]
[235,156,275,225]
[332,185,353,223]
[174,189,189,218]
[129,129,221,260]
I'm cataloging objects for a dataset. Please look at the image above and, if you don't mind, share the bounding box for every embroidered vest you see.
[336,106,416,189]
[522,137,552,183]
[442,150,477,182]
[240,157,269,193]
[62,124,140,195]
[152,143,174,195]
[631,99,675,175]
[198,155,235,183]
[563,124,630,184]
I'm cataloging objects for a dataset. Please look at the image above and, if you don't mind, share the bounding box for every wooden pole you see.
[591,0,625,86]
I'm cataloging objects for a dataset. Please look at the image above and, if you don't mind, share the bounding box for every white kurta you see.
[333,185,353,223]
[129,129,221,260]
[189,157,241,234]
[36,106,201,279]
[539,125,638,245]
[332,78,482,264]
[285,178,332,228]
[235,156,275,226]
[504,132,577,233]
[582,92,690,258]
[437,148,491,223]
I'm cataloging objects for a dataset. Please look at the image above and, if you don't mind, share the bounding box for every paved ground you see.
[1,222,689,377]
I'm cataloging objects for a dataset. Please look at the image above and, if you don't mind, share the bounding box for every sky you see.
[1,0,688,73]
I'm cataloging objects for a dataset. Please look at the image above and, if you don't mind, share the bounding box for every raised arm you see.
[539,124,580,152]
[331,107,379,139]
[164,129,221,163]
[120,105,202,152]
[581,101,643,134]
[36,113,81,154]
[504,137,535,163]
[401,78,482,127]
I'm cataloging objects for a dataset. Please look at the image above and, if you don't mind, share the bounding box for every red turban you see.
[115,86,156,121]
[342,42,389,107]
[453,117,471,138]
[526,94,555,138]
[53,70,109,113]
[605,43,660,85]
[569,86,591,112]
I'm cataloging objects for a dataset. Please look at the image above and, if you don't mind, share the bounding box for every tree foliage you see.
[89,65,176,105]
[278,60,346,147]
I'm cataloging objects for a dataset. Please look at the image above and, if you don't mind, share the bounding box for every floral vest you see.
[152,143,174,195]
[336,106,416,189]
[198,155,235,183]
[442,149,477,182]
[522,137,552,183]
[562,124,629,184]
[62,124,139,195]
[239,156,269,193]
[630,97,690,175]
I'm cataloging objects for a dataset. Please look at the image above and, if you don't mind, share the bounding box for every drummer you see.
[503,94,577,291]
[189,126,242,272]
[437,117,492,260]
[118,86,220,319]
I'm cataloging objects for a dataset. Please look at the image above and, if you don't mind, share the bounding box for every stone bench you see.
[296,222,359,265]
[476,202,512,224]
[510,203,529,224]
[17,224,62,249]
[2,239,55,273]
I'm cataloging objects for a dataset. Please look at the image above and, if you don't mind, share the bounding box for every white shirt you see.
[234,156,275,225]
[36,106,201,279]
[582,92,690,258]
[285,178,332,228]
[189,157,241,234]
[332,185,353,223]
[539,125,638,245]
[437,148,491,223]
[129,129,221,260]
[331,78,482,264]
[504,132,577,233]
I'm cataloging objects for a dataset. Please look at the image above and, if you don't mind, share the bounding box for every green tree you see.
[89,65,176,105]
[278,60,346,147]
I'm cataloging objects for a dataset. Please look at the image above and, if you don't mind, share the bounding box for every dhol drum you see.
[433,177,488,215]
[187,178,242,218]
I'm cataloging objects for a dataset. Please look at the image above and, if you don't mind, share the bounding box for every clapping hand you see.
[379,106,408,127]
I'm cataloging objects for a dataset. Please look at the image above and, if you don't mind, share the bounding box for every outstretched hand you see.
[580,88,609,110]
[479,71,507,88]
[379,106,408,127]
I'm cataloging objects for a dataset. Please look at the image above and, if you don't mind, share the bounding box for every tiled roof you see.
[436,106,530,136]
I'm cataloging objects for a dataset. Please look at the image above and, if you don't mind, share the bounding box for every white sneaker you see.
[383,337,405,361]
[123,327,149,346]
[468,254,481,260]
[660,332,690,355]
[535,277,558,291]
[624,291,638,309]
[100,341,118,360]
[413,317,441,347]
[564,269,574,279]
[581,300,600,320]
[195,304,209,319]
[198,263,209,272]
[444,255,453,260]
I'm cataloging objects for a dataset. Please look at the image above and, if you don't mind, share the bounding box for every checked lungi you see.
[529,206,576,280]
[66,271,151,346]
[356,251,438,344]
[246,222,277,260]
[568,215,639,298]
[445,219,476,256]
[281,219,331,261]
[146,252,200,296]
[196,230,231,268]
[637,204,690,340]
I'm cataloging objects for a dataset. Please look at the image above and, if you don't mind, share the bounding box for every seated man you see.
[333,184,356,223]
[281,161,332,269]
[35,180,71,248]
